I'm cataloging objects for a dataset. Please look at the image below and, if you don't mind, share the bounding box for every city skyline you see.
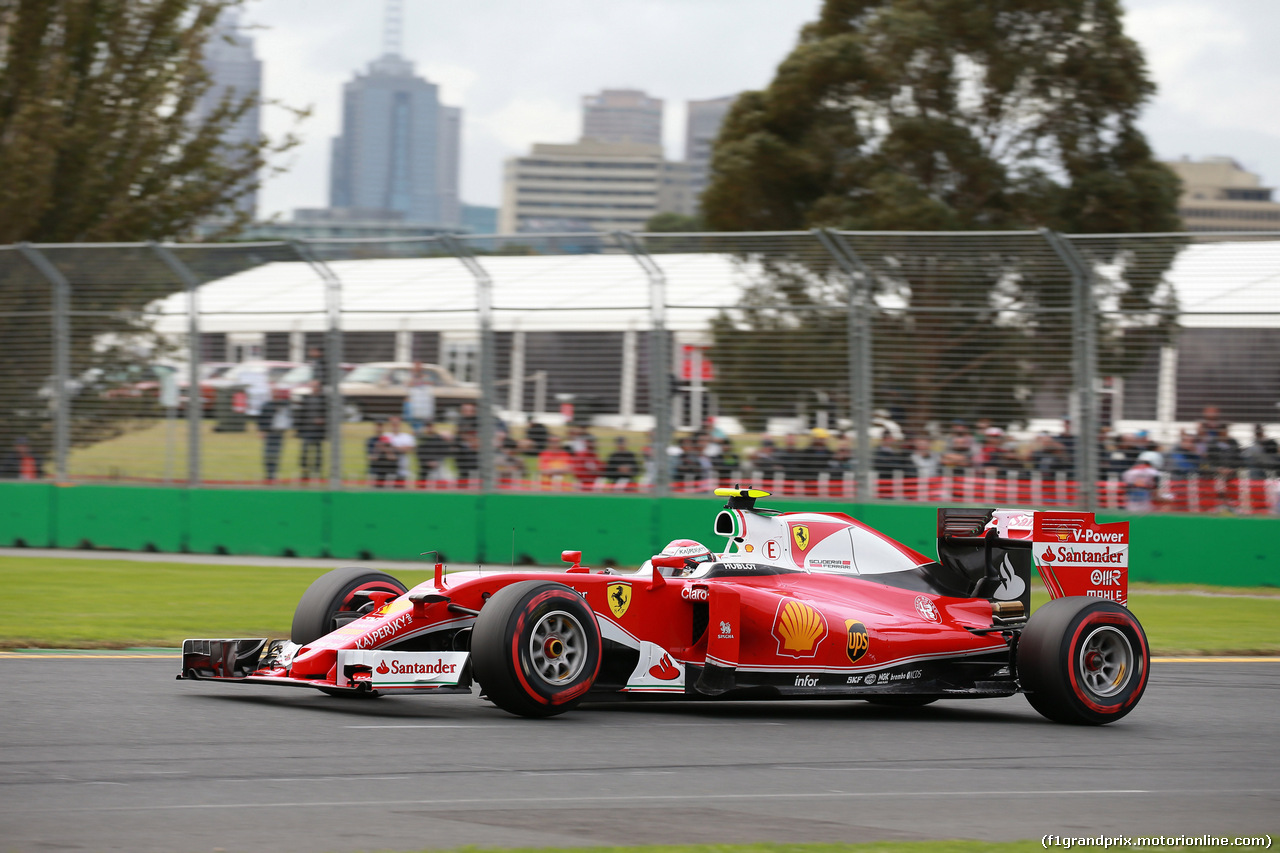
[240,0,1280,223]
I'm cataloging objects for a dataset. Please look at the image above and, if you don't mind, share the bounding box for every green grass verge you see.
[3,555,1279,653]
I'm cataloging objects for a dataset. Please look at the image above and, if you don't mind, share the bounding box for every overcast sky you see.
[244,0,1280,221]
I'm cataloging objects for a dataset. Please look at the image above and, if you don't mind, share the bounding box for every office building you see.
[582,89,663,146]
[194,11,262,218]
[1166,157,1280,232]
[329,52,462,227]
[684,95,734,203]
[499,140,697,234]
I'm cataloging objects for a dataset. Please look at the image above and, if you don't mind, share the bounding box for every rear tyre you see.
[471,580,602,718]
[1018,597,1149,725]
[290,566,407,646]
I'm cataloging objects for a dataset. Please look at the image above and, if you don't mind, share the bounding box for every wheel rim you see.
[528,610,587,685]
[1077,625,1135,698]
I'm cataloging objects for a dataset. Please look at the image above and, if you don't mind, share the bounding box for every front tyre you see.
[291,566,407,646]
[1018,597,1149,725]
[471,580,602,718]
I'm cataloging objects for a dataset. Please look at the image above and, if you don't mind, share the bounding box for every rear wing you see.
[937,509,1129,608]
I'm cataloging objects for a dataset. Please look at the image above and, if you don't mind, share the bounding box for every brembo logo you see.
[355,614,413,649]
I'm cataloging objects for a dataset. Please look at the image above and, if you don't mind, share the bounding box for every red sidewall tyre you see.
[471,580,602,718]
[290,566,407,646]
[1018,597,1149,725]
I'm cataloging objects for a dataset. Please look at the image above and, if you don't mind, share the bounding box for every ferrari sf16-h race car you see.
[178,489,1148,725]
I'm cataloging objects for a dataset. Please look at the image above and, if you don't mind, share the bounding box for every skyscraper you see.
[684,95,735,206]
[582,89,663,147]
[194,11,262,218]
[328,5,462,227]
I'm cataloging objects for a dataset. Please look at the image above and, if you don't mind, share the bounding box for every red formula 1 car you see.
[179,489,1149,725]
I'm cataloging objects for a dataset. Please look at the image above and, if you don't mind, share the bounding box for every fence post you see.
[616,231,670,497]
[150,243,203,486]
[289,241,344,490]
[1040,229,1099,512]
[815,229,874,501]
[442,235,496,492]
[16,243,70,482]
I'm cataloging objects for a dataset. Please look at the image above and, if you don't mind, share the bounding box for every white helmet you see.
[657,538,715,576]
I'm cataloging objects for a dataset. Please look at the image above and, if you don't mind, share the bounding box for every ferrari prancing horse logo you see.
[792,525,810,550]
[607,582,632,618]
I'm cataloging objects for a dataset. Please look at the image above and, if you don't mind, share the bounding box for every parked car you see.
[199,360,301,409]
[324,361,479,422]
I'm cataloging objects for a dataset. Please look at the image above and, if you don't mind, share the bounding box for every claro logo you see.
[681,587,708,602]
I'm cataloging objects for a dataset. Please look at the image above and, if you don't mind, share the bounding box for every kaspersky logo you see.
[773,599,827,658]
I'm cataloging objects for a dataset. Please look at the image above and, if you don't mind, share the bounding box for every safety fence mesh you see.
[0,229,1276,514]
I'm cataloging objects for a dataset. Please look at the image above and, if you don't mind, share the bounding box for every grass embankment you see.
[3,556,1279,653]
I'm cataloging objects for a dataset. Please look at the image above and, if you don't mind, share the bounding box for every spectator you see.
[537,441,575,488]
[778,434,807,484]
[524,416,550,459]
[1029,432,1068,474]
[297,382,326,484]
[675,435,710,486]
[830,439,855,476]
[711,437,740,481]
[414,421,453,487]
[603,436,640,487]
[799,429,835,489]
[403,362,436,432]
[454,431,481,485]
[1167,432,1201,480]
[570,434,603,489]
[1,436,42,480]
[750,437,783,481]
[257,396,292,483]
[976,427,1018,472]
[306,345,328,389]
[366,420,398,487]
[1243,425,1279,478]
[940,433,975,471]
[1122,457,1159,512]
[872,434,913,475]
[909,437,939,479]
[495,434,525,483]
[456,401,479,439]
[383,415,416,487]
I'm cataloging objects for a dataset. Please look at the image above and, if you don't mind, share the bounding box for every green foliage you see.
[700,0,1183,430]
[0,0,301,242]
[645,212,704,233]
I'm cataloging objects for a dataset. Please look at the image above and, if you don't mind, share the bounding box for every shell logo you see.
[773,599,828,658]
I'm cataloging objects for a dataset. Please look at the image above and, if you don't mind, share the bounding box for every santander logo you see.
[1040,547,1057,563]
[649,654,680,680]
[376,661,390,674]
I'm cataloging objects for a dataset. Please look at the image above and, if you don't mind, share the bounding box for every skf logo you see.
[773,599,827,657]
[792,525,810,550]
[845,619,869,663]
[607,582,632,618]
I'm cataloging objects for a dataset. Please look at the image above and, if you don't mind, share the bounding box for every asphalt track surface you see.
[0,657,1277,852]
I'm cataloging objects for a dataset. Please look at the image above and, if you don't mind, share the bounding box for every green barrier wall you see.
[0,484,1275,587]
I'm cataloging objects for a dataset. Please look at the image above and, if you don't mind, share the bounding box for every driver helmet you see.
[657,538,715,576]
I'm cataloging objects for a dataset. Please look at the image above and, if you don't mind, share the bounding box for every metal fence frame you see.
[11,228,1279,511]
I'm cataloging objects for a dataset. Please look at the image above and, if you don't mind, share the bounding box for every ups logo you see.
[845,619,869,664]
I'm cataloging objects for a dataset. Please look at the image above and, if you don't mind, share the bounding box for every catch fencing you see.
[0,229,1276,514]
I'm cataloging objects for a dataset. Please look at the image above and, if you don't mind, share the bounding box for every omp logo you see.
[1091,569,1122,586]
[607,582,632,618]
[845,619,869,663]
[792,525,810,550]
[773,600,827,657]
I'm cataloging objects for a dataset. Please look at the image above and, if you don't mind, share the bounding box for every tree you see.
[0,0,300,243]
[0,0,302,463]
[700,0,1182,432]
